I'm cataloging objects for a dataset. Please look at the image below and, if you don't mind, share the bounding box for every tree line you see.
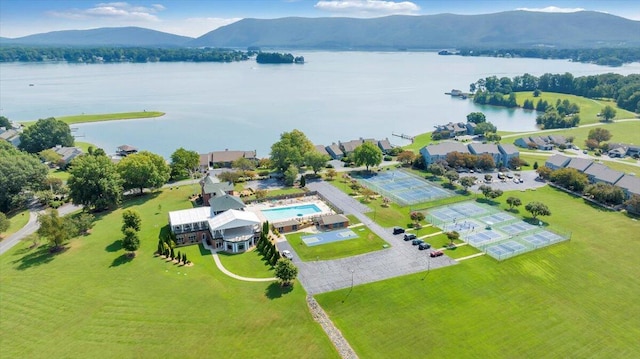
[470,72,640,113]
[457,48,640,67]
[0,47,251,63]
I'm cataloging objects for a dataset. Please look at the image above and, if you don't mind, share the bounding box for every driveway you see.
[278,180,456,295]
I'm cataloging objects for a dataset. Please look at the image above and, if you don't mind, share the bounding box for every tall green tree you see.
[232,157,256,171]
[0,212,9,233]
[352,142,382,171]
[283,164,299,186]
[122,227,140,255]
[270,129,314,172]
[0,116,12,129]
[18,117,74,153]
[118,151,170,194]
[525,202,551,220]
[122,209,142,232]
[304,151,330,175]
[37,209,72,250]
[274,258,298,287]
[170,147,199,179]
[466,112,486,124]
[67,153,123,211]
[506,197,522,210]
[587,128,612,144]
[0,141,49,212]
[600,105,617,122]
[459,176,476,193]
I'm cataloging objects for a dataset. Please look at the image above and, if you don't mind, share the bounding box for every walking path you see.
[457,253,486,261]
[201,240,276,282]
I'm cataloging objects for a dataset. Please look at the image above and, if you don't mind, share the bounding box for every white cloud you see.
[48,2,165,22]
[516,6,585,13]
[315,0,420,17]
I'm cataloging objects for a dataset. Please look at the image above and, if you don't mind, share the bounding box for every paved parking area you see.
[278,181,457,295]
[463,170,546,192]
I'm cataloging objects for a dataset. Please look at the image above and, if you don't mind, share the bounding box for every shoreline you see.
[20,111,165,126]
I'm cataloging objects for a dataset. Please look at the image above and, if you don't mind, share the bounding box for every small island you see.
[256,52,304,64]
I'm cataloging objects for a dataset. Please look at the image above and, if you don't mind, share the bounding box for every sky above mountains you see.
[1,0,639,38]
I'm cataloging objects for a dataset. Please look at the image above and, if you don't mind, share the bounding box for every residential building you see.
[0,127,21,147]
[326,143,344,159]
[514,136,553,150]
[615,175,640,199]
[547,135,568,146]
[498,143,520,168]
[432,122,471,138]
[51,145,83,166]
[377,138,393,154]
[200,149,257,169]
[419,142,470,166]
[317,214,350,230]
[315,145,330,157]
[584,163,624,185]
[116,145,138,156]
[273,219,301,234]
[566,157,594,172]
[545,154,571,170]
[200,176,235,204]
[468,143,502,167]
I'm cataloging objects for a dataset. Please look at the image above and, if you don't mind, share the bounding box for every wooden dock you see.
[392,132,414,142]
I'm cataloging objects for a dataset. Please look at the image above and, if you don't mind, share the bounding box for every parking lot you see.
[462,170,546,192]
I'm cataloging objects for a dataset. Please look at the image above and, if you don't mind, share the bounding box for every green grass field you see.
[0,186,338,358]
[514,92,636,125]
[286,224,388,261]
[316,186,640,358]
[0,209,30,240]
[20,111,165,126]
[217,249,275,278]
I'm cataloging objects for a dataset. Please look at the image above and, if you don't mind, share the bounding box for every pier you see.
[392,132,414,142]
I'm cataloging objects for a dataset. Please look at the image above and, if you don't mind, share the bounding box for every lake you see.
[1,51,639,158]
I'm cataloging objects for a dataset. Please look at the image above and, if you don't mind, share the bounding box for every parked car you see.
[418,242,432,250]
[393,226,405,235]
[412,239,424,246]
[404,233,417,241]
[506,173,514,179]
[282,250,293,260]
[430,250,444,257]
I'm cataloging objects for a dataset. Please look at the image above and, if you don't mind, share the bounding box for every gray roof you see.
[584,163,624,184]
[199,153,209,167]
[566,157,594,172]
[422,142,470,156]
[547,135,567,145]
[545,154,571,168]
[201,176,233,194]
[318,214,349,226]
[498,143,519,155]
[209,150,256,163]
[273,219,300,227]
[378,138,393,151]
[615,175,640,196]
[314,145,330,156]
[340,139,363,153]
[326,143,343,156]
[52,146,83,163]
[468,143,500,155]
[208,194,245,212]
[117,144,137,152]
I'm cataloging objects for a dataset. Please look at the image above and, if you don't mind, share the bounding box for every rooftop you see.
[422,142,470,156]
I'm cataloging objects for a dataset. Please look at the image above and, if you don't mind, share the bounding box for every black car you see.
[412,239,424,246]
[404,233,417,241]
[393,226,405,235]
[418,242,432,250]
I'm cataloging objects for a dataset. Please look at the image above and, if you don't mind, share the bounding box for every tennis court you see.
[427,201,571,260]
[302,229,358,247]
[358,170,453,206]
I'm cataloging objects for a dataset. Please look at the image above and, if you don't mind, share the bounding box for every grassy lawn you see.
[286,225,388,261]
[514,92,637,125]
[403,132,433,152]
[217,249,275,278]
[539,120,640,147]
[21,111,165,126]
[0,209,30,240]
[0,185,338,359]
[316,186,640,358]
[48,168,70,182]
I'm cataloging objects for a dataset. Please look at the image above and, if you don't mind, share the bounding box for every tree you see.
[352,142,383,171]
[67,153,123,211]
[283,165,298,186]
[217,170,243,183]
[444,170,459,184]
[459,176,476,193]
[533,89,541,97]
[584,183,625,206]
[474,121,497,135]
[446,231,460,244]
[525,202,551,220]
[479,185,493,199]
[476,154,496,171]
[39,148,62,165]
[274,258,298,287]
[122,227,140,255]
[68,212,95,235]
[587,128,612,144]
[533,161,539,170]
[122,209,142,232]
[170,147,199,179]
[18,117,74,154]
[254,189,268,200]
[600,105,617,122]
[299,174,306,187]
[0,212,9,234]
[410,211,425,228]
[304,151,330,175]
[536,166,552,180]
[326,168,337,180]
[232,157,256,171]
[118,151,170,194]
[625,194,640,215]
[466,112,486,124]
[270,129,314,171]
[488,189,503,200]
[0,116,12,129]
[37,209,71,250]
[397,151,415,166]
[550,168,589,192]
[0,142,49,212]
[506,197,522,210]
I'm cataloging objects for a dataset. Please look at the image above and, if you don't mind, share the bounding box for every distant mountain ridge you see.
[2,27,193,47]
[1,11,639,49]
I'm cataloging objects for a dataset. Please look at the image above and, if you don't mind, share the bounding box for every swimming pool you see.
[261,204,322,222]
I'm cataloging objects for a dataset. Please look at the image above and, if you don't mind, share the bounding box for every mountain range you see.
[2,11,639,49]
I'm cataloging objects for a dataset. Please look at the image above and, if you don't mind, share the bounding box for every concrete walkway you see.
[201,240,276,282]
[457,253,486,261]
[277,180,457,295]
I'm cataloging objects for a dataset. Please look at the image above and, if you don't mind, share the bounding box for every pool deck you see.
[245,196,334,224]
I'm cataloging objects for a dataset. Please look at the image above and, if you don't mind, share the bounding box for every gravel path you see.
[307,296,358,359]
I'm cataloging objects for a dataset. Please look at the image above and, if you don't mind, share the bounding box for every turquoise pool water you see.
[261,204,322,221]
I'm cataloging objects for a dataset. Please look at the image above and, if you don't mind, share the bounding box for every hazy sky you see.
[1,0,639,38]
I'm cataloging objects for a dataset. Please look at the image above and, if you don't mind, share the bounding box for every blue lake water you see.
[1,51,639,158]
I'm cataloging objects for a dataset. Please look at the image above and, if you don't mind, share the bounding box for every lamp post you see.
[350,269,355,290]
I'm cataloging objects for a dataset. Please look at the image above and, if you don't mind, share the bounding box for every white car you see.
[282,250,293,260]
